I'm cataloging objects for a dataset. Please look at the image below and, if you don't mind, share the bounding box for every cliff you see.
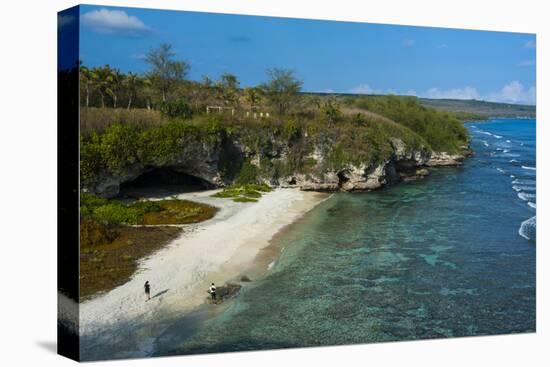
[81,119,469,198]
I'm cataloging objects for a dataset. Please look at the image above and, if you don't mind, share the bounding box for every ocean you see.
[153,118,536,355]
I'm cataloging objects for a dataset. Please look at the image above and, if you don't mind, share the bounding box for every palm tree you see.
[106,68,124,108]
[243,87,263,111]
[123,72,143,110]
[90,66,112,108]
[140,77,154,110]
[218,73,240,107]
[79,64,92,107]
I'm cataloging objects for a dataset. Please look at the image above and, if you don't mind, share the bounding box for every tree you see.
[90,65,113,108]
[80,63,92,108]
[260,68,302,115]
[141,77,154,110]
[105,68,124,108]
[145,43,189,102]
[124,72,146,109]
[320,99,342,126]
[242,87,263,110]
[217,73,240,106]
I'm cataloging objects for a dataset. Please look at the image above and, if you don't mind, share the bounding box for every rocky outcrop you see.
[207,283,242,305]
[426,151,466,166]
[276,139,434,192]
[84,132,469,197]
[86,140,228,197]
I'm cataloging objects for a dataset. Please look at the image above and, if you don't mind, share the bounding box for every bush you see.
[158,100,193,119]
[98,124,140,175]
[129,200,162,216]
[235,161,259,185]
[93,203,142,225]
[212,183,272,202]
[80,219,119,248]
[233,197,258,203]
[353,95,468,153]
[80,107,164,136]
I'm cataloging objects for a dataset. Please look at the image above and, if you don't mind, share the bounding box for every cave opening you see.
[118,167,214,199]
[337,170,350,189]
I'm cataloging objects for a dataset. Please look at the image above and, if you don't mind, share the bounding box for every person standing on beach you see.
[144,281,151,302]
[209,283,217,301]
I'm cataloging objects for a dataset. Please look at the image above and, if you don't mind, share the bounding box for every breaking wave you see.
[518,216,536,241]
[512,185,536,192]
[517,192,536,201]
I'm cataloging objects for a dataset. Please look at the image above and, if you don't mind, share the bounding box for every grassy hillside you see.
[419,98,536,119]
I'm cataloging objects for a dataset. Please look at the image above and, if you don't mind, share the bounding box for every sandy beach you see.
[78,188,327,339]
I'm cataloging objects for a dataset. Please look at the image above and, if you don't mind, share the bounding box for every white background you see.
[0,0,548,365]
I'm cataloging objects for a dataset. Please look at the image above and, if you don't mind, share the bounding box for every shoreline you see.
[79,188,328,340]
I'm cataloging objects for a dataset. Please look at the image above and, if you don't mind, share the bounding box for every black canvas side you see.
[57,5,80,362]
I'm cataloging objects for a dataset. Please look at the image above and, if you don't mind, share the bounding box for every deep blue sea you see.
[153,118,536,356]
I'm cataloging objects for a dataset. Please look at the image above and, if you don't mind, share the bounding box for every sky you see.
[76,5,537,105]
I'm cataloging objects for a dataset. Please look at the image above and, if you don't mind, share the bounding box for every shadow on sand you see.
[151,289,169,300]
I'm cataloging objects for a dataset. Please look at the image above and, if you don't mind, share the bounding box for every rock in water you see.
[240,275,252,282]
[208,283,242,304]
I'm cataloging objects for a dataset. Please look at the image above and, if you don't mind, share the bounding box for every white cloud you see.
[348,81,535,105]
[524,40,536,49]
[438,43,449,49]
[130,53,146,60]
[423,86,480,100]
[349,84,383,95]
[82,8,151,36]
[486,81,535,105]
[519,60,535,67]
[402,39,416,47]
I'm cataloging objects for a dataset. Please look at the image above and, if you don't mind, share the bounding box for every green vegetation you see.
[79,44,470,182]
[158,100,194,119]
[79,193,218,299]
[349,95,469,152]
[260,68,303,115]
[145,43,190,102]
[80,108,437,188]
[80,119,224,185]
[81,193,217,226]
[419,98,535,119]
[80,225,182,300]
[212,184,272,203]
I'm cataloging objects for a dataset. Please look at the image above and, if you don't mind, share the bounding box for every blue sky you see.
[77,5,536,105]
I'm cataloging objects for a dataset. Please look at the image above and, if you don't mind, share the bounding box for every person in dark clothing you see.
[144,281,151,301]
[209,283,217,301]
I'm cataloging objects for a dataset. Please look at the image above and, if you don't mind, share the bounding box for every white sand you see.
[79,188,326,337]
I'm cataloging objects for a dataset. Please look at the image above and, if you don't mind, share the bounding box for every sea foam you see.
[512,179,535,185]
[513,185,536,192]
[518,192,536,201]
[519,216,536,241]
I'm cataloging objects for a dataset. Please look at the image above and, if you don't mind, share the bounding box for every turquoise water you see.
[154,118,536,356]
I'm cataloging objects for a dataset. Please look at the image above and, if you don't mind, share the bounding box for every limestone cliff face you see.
[278,138,432,192]
[89,141,226,198]
[84,133,466,198]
